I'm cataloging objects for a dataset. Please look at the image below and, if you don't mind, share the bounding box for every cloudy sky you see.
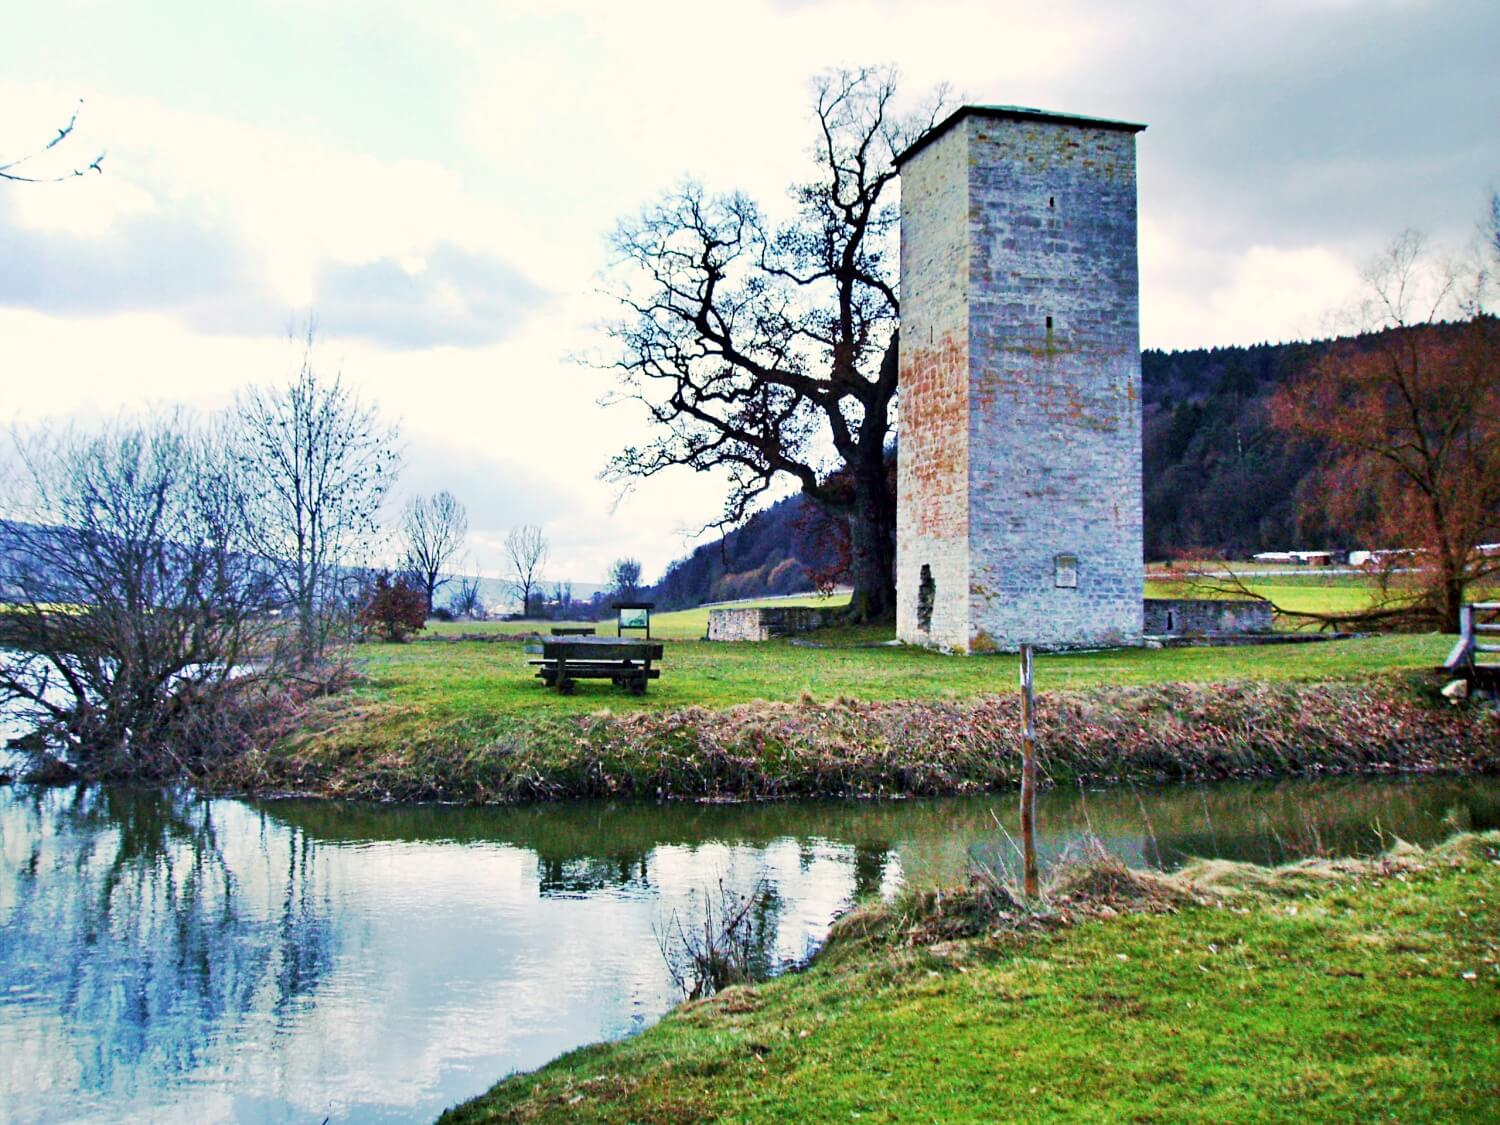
[3,0,1496,585]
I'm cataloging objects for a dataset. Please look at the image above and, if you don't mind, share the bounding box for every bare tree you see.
[234,328,400,666]
[601,67,946,621]
[1485,190,1499,256]
[399,490,467,614]
[0,413,278,773]
[448,567,484,619]
[1487,190,1500,287]
[504,525,547,617]
[610,557,643,601]
[1,100,104,183]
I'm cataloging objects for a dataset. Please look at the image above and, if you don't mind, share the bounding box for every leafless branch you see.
[0,100,106,183]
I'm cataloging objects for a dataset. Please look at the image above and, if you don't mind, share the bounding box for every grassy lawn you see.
[444,833,1500,1123]
[245,583,1476,803]
[242,582,1499,805]
[341,632,1452,728]
[248,626,1488,804]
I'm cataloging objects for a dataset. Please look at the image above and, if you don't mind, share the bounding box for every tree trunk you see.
[843,453,896,622]
[1440,569,1465,634]
[297,592,317,670]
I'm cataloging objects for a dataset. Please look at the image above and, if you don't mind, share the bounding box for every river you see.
[1,776,1497,1123]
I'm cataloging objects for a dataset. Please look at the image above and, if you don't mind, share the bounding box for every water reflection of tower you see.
[852,841,891,901]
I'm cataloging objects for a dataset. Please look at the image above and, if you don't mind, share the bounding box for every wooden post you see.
[1446,603,1476,672]
[1019,643,1039,898]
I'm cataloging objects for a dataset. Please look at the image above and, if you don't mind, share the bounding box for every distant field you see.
[428,574,1389,643]
[424,592,852,641]
[1144,574,1379,625]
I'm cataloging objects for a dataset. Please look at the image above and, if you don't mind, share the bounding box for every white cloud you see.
[1,0,1496,582]
[1141,221,1367,349]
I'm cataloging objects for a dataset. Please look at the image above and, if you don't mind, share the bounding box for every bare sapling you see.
[654,876,772,1000]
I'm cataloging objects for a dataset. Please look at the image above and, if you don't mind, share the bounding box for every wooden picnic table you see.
[527,635,664,695]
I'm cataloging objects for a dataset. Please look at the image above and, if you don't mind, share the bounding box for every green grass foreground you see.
[443,832,1500,1123]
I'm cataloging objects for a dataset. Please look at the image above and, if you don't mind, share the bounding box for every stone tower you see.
[894,106,1146,653]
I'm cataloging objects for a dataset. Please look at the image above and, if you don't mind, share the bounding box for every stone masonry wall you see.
[707,607,830,642]
[898,108,1145,653]
[1143,598,1274,636]
[896,123,971,650]
[965,115,1144,651]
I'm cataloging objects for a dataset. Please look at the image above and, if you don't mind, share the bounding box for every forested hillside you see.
[645,329,1411,607]
[1140,340,1324,559]
[648,494,843,610]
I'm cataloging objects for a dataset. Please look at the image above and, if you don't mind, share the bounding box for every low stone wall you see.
[1144,597,1273,636]
[707,607,830,642]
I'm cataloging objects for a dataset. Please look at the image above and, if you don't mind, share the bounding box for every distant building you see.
[1348,548,1422,568]
[1251,550,1334,567]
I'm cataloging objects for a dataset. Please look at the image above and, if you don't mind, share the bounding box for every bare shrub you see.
[447,568,484,619]
[654,876,773,1000]
[0,412,282,776]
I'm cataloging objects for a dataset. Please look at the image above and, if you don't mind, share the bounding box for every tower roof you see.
[893,104,1147,169]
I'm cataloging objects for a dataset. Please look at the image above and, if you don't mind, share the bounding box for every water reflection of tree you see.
[1142,780,1500,869]
[0,787,336,1101]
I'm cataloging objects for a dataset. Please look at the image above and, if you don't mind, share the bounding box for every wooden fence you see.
[1445,602,1500,673]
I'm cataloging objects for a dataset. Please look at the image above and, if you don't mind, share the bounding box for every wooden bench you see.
[526,636,664,695]
[550,626,596,636]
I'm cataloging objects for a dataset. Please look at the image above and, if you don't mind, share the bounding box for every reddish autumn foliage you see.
[358,572,428,642]
[1271,316,1500,630]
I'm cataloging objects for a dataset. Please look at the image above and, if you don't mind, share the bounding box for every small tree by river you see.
[233,328,400,667]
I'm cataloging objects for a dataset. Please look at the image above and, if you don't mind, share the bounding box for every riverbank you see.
[220,662,1500,803]
[444,830,1500,1122]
